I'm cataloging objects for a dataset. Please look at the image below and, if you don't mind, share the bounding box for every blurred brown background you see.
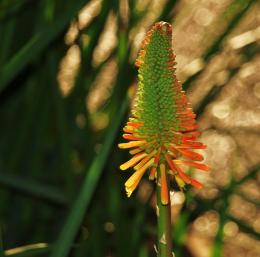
[0,0,259,257]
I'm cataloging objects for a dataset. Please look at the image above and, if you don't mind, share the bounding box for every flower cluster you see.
[118,22,209,204]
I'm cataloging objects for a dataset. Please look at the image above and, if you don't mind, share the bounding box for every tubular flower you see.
[118,22,209,203]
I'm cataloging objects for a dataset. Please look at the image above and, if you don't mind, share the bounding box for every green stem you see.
[156,170,172,257]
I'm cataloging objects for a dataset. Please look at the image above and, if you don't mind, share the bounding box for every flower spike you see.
[118,21,209,202]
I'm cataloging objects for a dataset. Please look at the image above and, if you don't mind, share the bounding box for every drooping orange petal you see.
[178,112,196,118]
[190,178,203,189]
[118,140,146,149]
[149,167,157,180]
[134,150,157,170]
[175,142,206,149]
[177,170,192,184]
[160,164,169,205]
[134,156,151,170]
[167,157,204,189]
[149,151,161,180]
[154,152,160,164]
[123,134,142,140]
[182,136,196,141]
[181,119,196,126]
[176,149,204,161]
[125,158,154,197]
[180,124,199,131]
[174,169,203,189]
[175,174,186,188]
[168,146,178,157]
[127,122,143,128]
[174,160,209,171]
[182,131,201,138]
[123,126,135,133]
[129,148,143,155]
[165,154,183,174]
[120,152,147,170]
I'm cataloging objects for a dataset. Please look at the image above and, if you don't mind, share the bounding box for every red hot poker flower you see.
[118,22,209,204]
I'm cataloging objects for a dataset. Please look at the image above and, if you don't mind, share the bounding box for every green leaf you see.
[4,243,49,257]
[0,172,68,206]
[49,96,129,257]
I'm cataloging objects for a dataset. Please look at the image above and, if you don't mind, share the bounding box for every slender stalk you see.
[156,167,172,257]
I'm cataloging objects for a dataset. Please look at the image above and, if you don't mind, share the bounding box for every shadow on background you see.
[0,0,259,257]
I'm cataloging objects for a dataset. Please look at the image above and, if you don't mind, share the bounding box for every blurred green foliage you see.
[0,0,259,257]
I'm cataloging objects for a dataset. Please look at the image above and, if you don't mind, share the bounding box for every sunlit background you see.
[0,0,259,257]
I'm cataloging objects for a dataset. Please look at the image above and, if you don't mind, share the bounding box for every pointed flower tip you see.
[125,188,132,197]
[191,179,203,189]
[120,164,130,171]
[175,175,186,188]
[125,183,134,198]
[149,175,155,181]
[124,158,154,197]
[149,167,157,180]
[161,198,169,205]
[154,21,172,34]
[174,160,210,172]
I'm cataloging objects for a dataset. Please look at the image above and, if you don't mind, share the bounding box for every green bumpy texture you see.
[134,29,180,146]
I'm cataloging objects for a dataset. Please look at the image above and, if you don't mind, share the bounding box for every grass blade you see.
[0,172,68,206]
[4,243,49,257]
[49,96,129,257]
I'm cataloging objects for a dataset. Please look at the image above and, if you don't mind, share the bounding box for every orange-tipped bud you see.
[118,140,146,149]
[120,153,147,170]
[160,164,169,205]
